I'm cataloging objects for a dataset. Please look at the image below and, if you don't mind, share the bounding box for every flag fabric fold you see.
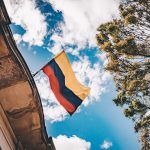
[42,51,90,115]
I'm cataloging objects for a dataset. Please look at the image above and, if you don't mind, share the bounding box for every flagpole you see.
[32,61,49,77]
[32,69,42,77]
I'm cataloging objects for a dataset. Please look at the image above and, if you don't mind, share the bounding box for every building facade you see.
[0,1,55,149]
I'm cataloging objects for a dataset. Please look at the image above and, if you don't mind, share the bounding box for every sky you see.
[4,0,140,149]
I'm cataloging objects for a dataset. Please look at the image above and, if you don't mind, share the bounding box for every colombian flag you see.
[42,51,90,115]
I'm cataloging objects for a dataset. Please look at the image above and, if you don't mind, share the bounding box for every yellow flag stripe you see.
[54,51,90,100]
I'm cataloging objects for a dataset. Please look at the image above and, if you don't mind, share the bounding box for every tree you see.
[96,0,150,149]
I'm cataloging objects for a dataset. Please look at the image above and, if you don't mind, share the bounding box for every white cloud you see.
[72,56,112,106]
[53,135,91,150]
[13,34,22,44]
[4,0,47,46]
[100,140,113,149]
[97,53,107,62]
[46,0,120,55]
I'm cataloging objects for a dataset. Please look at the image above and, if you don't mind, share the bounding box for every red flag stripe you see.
[43,65,76,114]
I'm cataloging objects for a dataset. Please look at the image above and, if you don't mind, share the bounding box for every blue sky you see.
[5,0,140,149]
